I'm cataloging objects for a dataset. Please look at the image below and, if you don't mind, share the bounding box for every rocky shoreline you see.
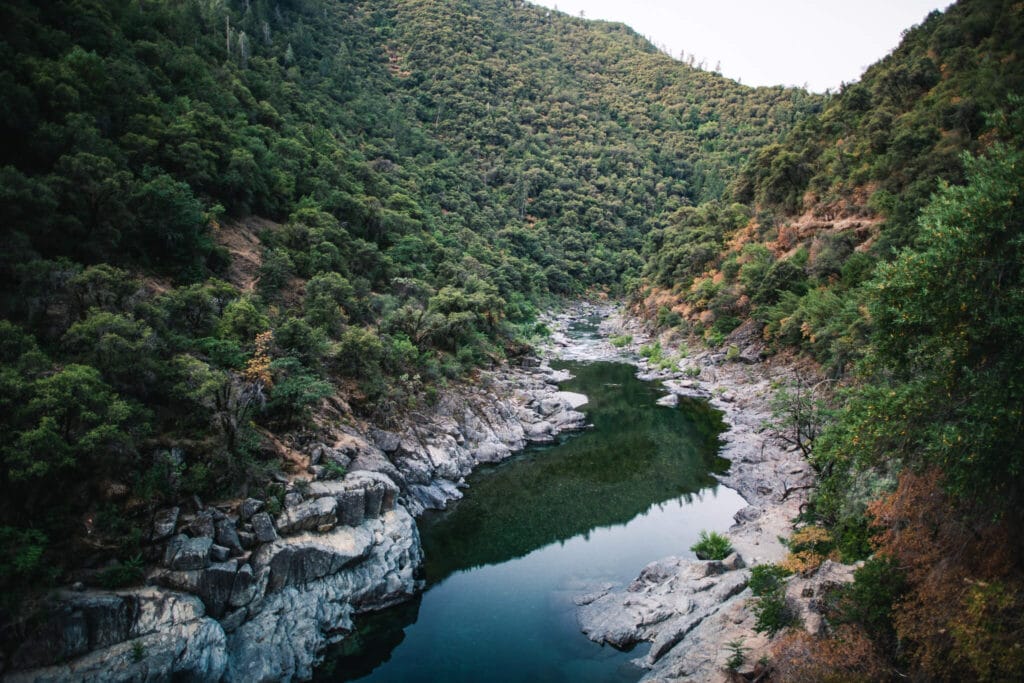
[3,325,591,682]
[5,301,825,682]
[568,309,827,682]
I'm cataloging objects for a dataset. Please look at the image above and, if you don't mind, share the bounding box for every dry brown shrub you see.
[868,469,1024,681]
[779,526,836,575]
[244,330,274,389]
[771,625,887,682]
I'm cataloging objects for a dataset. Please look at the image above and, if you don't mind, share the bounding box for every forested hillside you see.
[634,0,1024,678]
[0,0,816,615]
[2,0,1023,678]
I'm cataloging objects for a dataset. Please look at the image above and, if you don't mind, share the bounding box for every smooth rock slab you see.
[578,554,751,674]
[252,523,376,593]
[553,391,588,409]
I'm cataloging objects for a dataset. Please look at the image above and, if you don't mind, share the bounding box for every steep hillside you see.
[640,0,1024,369]
[382,0,817,287]
[0,0,814,616]
[635,1,1024,678]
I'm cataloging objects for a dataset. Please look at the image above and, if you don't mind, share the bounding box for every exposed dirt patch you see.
[214,218,280,292]
[257,427,313,481]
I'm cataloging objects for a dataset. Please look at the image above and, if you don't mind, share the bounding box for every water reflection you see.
[316,359,741,683]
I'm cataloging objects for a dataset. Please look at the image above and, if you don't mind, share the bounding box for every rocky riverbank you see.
[3,338,590,682]
[565,307,834,682]
[4,301,832,682]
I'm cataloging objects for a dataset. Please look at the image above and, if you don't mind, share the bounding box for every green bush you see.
[97,554,145,589]
[691,530,733,560]
[749,563,792,597]
[829,556,907,653]
[321,461,347,480]
[640,341,679,370]
[656,306,683,328]
[753,589,797,635]
[725,638,748,671]
[609,334,633,348]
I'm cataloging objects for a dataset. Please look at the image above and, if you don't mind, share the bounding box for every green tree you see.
[864,132,1024,505]
[265,357,333,427]
[2,365,137,489]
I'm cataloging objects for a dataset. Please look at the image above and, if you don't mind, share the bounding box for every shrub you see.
[609,334,633,348]
[828,556,906,656]
[749,563,792,597]
[753,588,797,635]
[640,341,679,370]
[656,305,683,328]
[771,625,888,681]
[691,530,733,560]
[725,638,748,671]
[98,554,144,589]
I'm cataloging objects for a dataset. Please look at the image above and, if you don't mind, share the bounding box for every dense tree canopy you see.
[1,1,1022,676]
[0,0,816,602]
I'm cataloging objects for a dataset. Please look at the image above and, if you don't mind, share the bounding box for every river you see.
[314,321,745,682]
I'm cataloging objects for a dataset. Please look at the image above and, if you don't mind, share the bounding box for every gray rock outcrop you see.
[6,308,598,682]
[223,509,422,683]
[578,554,753,681]
[275,497,338,535]
[4,589,227,683]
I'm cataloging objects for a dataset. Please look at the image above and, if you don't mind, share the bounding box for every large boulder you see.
[369,428,402,453]
[251,524,376,593]
[151,507,179,542]
[215,517,243,556]
[250,512,278,544]
[163,535,213,571]
[239,498,263,522]
[275,496,338,535]
[307,472,400,527]
[198,560,239,619]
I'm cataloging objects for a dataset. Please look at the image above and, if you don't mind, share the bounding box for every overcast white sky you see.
[530,0,952,92]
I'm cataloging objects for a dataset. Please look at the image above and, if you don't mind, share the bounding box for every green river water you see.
[316,326,744,682]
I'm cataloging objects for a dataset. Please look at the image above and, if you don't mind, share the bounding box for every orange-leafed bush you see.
[244,330,274,389]
[780,525,837,575]
[771,624,887,682]
[868,469,1024,681]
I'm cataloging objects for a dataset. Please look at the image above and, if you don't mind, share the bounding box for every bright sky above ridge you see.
[530,0,952,92]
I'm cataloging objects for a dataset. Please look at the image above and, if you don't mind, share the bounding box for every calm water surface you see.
[316,328,744,682]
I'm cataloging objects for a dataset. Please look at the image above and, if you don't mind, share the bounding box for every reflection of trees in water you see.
[421,361,728,584]
[319,361,730,681]
[314,597,422,682]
